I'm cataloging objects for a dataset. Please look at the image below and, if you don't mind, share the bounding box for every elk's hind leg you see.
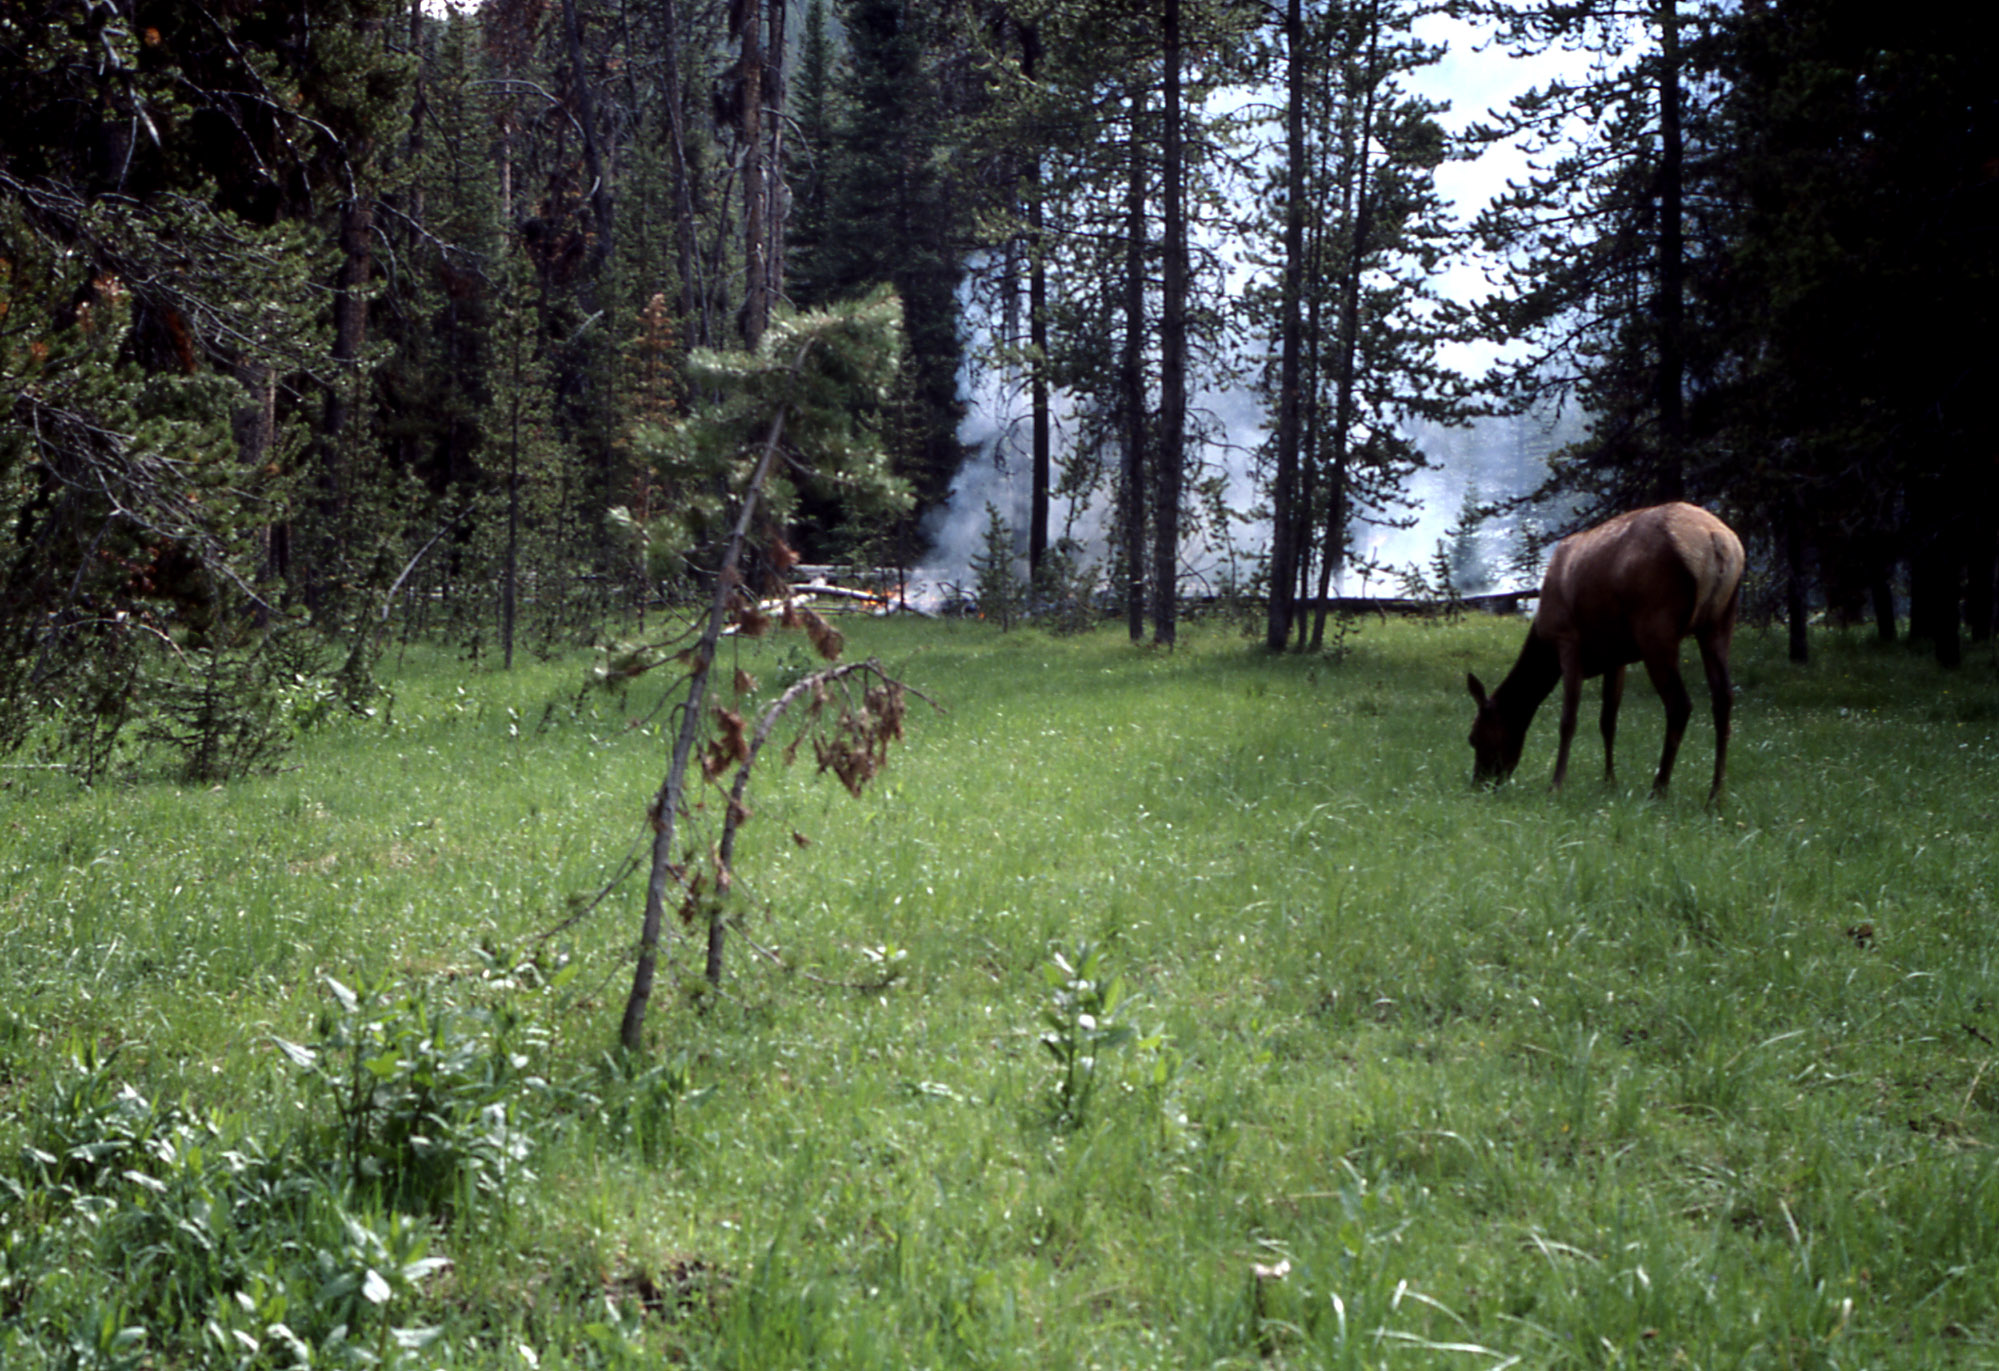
[1697,630,1734,804]
[1599,664,1626,785]
[1640,649,1694,797]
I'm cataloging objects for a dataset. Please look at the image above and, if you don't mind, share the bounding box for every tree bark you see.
[1652,0,1685,502]
[739,0,770,348]
[503,412,520,671]
[1968,511,1996,644]
[559,0,614,287]
[1023,21,1050,583]
[407,0,426,239]
[1870,566,1898,643]
[1153,0,1186,647]
[1265,0,1308,652]
[308,192,374,608]
[1784,500,1809,663]
[1123,82,1149,643]
[1311,0,1379,647]
[764,0,791,314]
[659,0,705,343]
[1027,180,1051,582]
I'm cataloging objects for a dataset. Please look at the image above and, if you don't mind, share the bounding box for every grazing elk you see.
[1466,502,1745,803]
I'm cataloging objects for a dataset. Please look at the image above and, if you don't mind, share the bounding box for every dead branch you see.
[702,657,935,984]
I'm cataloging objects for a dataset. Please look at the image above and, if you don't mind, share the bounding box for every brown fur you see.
[1466,503,1745,803]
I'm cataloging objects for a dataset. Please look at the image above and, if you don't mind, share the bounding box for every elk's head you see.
[1465,673,1523,787]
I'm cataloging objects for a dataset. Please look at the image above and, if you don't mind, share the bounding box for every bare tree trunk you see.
[658,0,705,343]
[765,0,790,312]
[1018,22,1050,584]
[739,0,770,348]
[1969,512,1996,645]
[1122,83,1149,643]
[1153,0,1186,647]
[1870,564,1898,643]
[407,0,426,238]
[1311,2,1379,647]
[1265,0,1308,652]
[1028,173,1051,582]
[327,195,373,486]
[307,192,374,610]
[503,422,520,670]
[1308,467,1346,650]
[1653,0,1685,503]
[1299,111,1333,648]
[560,0,614,288]
[1784,499,1809,664]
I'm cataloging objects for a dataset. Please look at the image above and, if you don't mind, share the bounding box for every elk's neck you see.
[1496,631,1561,723]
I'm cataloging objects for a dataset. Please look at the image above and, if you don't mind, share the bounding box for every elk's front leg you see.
[1551,646,1585,791]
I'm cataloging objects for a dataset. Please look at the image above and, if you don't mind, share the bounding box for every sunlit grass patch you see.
[2,613,1997,1365]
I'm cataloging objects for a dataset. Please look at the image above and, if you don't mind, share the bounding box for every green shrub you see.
[277,975,546,1220]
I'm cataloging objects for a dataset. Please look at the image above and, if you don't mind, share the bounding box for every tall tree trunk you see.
[503,426,520,670]
[310,192,374,609]
[660,0,705,343]
[1265,0,1308,652]
[1123,82,1149,643]
[560,0,614,288]
[1969,510,1996,645]
[1028,180,1051,583]
[1910,545,1963,666]
[1312,1,1379,646]
[1870,563,1898,643]
[327,194,373,479]
[1784,499,1809,664]
[1153,0,1186,647]
[1652,0,1686,502]
[1300,92,1334,649]
[764,0,791,313]
[739,0,770,348]
[1022,22,1050,582]
[407,0,426,239]
[1909,471,1963,667]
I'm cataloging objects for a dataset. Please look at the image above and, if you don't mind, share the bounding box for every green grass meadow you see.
[3,611,1998,1368]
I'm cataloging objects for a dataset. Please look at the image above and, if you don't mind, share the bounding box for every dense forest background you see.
[2,0,1994,777]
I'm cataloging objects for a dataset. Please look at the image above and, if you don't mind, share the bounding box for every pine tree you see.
[617,288,915,1047]
[970,503,1025,631]
[814,0,968,533]
[1702,1,1999,662]
[1466,0,1721,513]
[787,0,842,307]
[1225,0,1463,647]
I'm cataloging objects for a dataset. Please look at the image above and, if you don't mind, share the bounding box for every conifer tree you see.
[0,0,403,769]
[1710,3,1997,661]
[1230,0,1462,647]
[617,288,913,1047]
[1466,0,1720,512]
[814,0,968,531]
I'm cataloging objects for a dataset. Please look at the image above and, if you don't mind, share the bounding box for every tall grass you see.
[2,612,1995,1367]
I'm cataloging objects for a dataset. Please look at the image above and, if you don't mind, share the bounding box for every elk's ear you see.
[1466,673,1489,707]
